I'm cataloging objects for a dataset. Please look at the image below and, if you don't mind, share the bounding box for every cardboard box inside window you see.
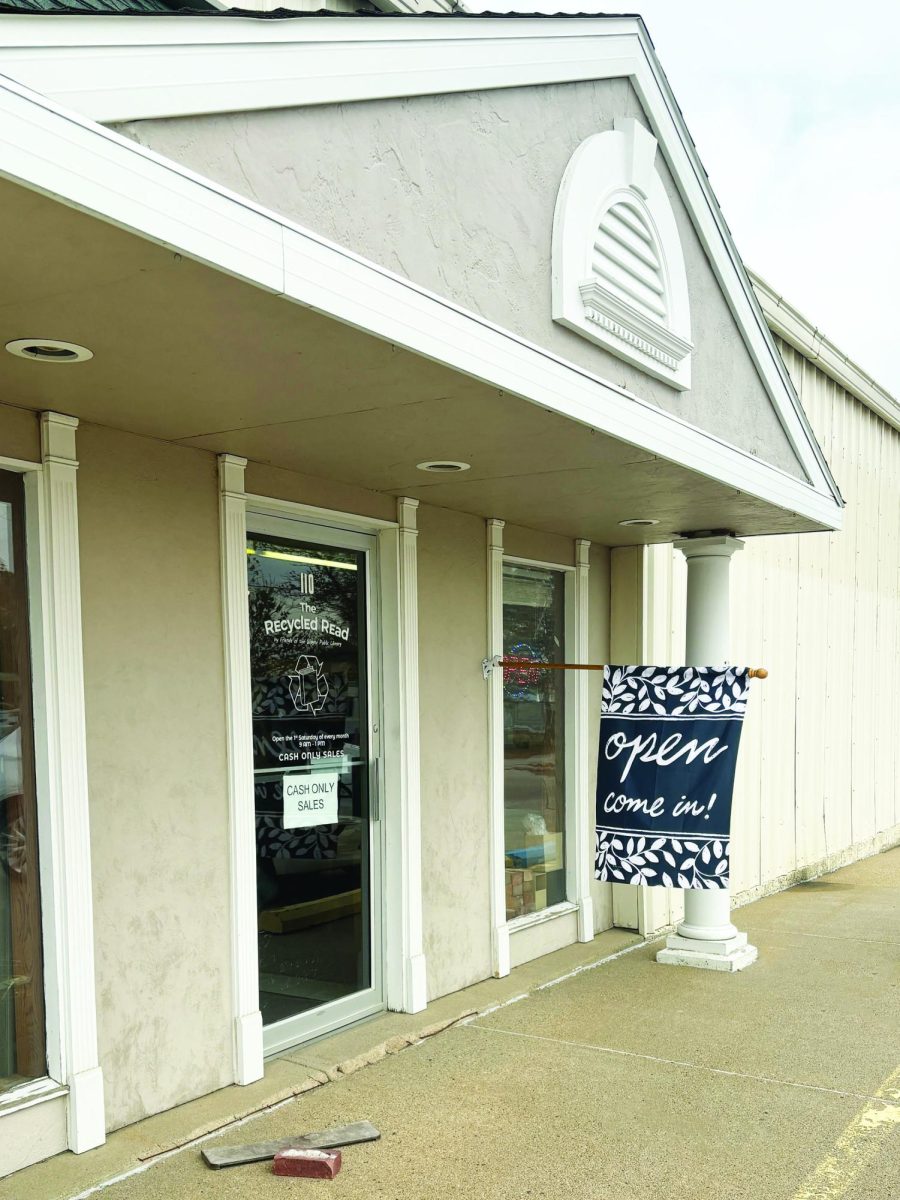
[508,832,564,872]
[505,866,549,919]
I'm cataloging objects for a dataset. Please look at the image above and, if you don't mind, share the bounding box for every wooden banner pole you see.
[483,657,768,679]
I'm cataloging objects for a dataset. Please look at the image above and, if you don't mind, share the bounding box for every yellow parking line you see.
[790,1065,900,1199]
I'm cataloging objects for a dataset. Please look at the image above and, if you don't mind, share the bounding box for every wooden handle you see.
[499,659,768,678]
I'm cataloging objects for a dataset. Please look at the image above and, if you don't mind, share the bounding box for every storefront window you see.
[0,471,44,1092]
[502,563,567,920]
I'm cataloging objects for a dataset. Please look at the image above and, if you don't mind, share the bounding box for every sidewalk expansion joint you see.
[748,927,900,947]
[464,1023,900,1109]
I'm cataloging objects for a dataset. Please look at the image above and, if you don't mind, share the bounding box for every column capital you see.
[217,453,247,499]
[674,534,744,561]
[41,410,79,464]
[396,496,419,532]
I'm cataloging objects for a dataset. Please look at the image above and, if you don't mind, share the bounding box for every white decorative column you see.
[573,539,595,942]
[218,454,264,1083]
[486,519,510,977]
[39,413,106,1151]
[394,498,428,1012]
[656,535,757,972]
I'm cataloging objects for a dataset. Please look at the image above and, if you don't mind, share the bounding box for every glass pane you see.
[502,563,567,919]
[247,533,371,1027]
[0,471,45,1092]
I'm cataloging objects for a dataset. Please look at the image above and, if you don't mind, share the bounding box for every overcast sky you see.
[467,1,900,396]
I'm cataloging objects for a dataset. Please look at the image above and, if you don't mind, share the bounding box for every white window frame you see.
[0,414,105,1158]
[218,458,426,1082]
[486,523,594,977]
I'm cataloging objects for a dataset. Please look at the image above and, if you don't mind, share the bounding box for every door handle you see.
[371,758,381,823]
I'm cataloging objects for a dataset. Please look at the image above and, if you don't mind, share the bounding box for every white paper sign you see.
[282,771,339,829]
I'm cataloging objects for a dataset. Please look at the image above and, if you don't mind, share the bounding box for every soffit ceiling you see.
[0,177,824,545]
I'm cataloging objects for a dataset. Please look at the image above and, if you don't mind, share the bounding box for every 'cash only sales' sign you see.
[595,665,751,890]
[283,771,339,830]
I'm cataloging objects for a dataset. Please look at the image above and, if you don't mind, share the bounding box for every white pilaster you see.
[218,454,264,1083]
[486,519,510,976]
[573,539,595,942]
[394,498,427,1012]
[656,535,758,973]
[39,413,105,1152]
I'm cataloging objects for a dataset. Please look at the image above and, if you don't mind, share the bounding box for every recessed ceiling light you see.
[5,338,93,364]
[618,518,660,527]
[416,460,471,473]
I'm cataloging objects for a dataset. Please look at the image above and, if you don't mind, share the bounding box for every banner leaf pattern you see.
[596,664,750,890]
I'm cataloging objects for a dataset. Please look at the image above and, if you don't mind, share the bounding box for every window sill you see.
[0,1076,67,1119]
[508,900,578,934]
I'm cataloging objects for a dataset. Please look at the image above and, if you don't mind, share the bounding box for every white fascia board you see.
[0,17,639,122]
[752,272,900,435]
[0,74,842,532]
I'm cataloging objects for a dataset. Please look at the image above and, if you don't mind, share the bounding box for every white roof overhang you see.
[0,13,843,524]
[0,70,842,537]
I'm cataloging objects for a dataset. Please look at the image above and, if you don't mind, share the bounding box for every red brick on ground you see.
[273,1148,342,1179]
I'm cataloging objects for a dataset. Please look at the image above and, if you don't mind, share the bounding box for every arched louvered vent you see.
[553,121,692,387]
[577,193,691,374]
[592,201,667,323]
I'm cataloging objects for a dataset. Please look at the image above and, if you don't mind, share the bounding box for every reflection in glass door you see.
[0,470,44,1092]
[247,520,382,1053]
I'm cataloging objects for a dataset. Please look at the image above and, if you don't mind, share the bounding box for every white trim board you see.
[752,272,900,435]
[0,21,641,122]
[22,415,106,1154]
[0,69,842,531]
[485,519,508,978]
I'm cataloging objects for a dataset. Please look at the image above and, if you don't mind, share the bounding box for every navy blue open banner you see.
[595,665,751,890]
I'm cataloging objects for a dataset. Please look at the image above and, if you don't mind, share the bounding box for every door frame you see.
[246,513,383,1055]
[218,457,427,1084]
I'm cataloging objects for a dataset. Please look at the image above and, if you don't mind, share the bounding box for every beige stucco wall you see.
[0,402,40,463]
[243,462,395,526]
[117,80,805,480]
[77,424,233,1132]
[417,503,493,1000]
[1,400,615,1144]
[504,524,575,568]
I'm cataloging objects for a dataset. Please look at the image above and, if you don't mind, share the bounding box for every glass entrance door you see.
[246,517,383,1054]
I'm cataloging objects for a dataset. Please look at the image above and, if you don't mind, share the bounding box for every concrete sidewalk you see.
[9,848,900,1200]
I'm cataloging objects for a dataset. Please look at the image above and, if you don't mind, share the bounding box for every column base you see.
[656,931,758,973]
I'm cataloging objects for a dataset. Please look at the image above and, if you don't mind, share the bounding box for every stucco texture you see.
[416,503,492,1000]
[77,425,233,1131]
[117,80,804,478]
[0,402,39,463]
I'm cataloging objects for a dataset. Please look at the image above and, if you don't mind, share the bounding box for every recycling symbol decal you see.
[286,655,329,716]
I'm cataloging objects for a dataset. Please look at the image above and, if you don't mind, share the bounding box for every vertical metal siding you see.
[656,337,900,896]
